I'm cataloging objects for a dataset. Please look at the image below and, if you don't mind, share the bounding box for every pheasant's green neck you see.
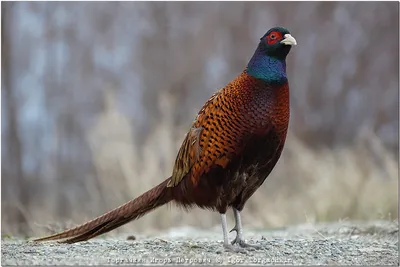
[246,45,288,84]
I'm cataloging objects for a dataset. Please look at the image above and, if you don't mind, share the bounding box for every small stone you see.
[126,235,136,241]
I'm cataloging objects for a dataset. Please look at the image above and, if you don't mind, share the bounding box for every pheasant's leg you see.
[230,208,261,249]
[220,213,245,253]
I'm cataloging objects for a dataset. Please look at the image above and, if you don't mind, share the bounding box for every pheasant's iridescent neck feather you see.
[246,44,287,84]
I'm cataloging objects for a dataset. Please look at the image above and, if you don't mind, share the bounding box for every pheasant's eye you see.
[266,31,281,45]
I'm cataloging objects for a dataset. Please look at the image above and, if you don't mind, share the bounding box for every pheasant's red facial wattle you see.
[266,31,283,45]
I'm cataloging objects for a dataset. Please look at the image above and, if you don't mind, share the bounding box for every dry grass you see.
[2,115,397,238]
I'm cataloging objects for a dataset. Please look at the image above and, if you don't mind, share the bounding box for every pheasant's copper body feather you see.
[33,27,297,251]
[169,71,290,212]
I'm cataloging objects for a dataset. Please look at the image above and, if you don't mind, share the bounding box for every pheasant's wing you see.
[167,126,204,187]
[167,89,250,187]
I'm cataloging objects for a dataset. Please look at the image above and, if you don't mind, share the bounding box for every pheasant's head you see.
[259,27,297,60]
[247,26,297,83]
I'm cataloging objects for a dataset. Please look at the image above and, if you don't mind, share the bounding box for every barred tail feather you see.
[33,178,172,243]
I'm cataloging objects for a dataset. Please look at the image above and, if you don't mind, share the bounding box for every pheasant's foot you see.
[231,237,261,250]
[223,243,247,253]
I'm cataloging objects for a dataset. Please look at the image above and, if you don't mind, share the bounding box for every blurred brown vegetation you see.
[1,2,398,237]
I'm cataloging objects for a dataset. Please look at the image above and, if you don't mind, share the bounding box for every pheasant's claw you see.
[238,239,262,249]
[231,234,242,246]
[223,243,247,254]
[231,235,238,245]
[231,236,261,249]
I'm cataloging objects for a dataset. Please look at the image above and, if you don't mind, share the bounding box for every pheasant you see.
[33,26,297,252]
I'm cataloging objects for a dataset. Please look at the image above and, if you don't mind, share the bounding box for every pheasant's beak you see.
[280,34,297,46]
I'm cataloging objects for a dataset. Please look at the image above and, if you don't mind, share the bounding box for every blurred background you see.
[1,2,398,238]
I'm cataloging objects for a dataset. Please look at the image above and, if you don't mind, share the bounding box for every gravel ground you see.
[2,220,398,266]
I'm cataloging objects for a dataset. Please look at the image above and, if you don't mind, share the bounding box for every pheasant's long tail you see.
[33,178,172,243]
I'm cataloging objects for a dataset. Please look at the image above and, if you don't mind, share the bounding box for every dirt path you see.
[2,220,398,265]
